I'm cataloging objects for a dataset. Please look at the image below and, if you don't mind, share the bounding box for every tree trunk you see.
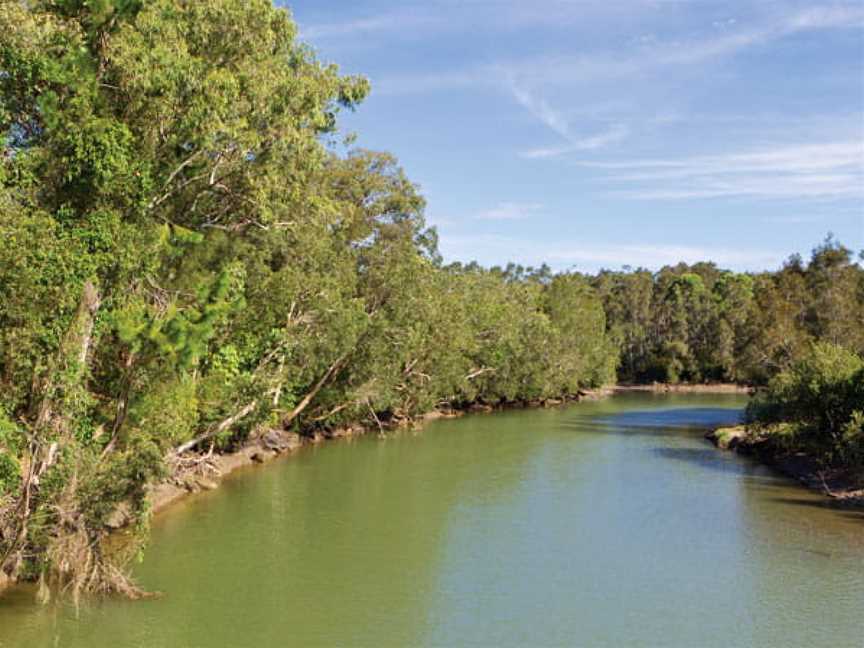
[174,401,258,455]
[1,281,101,578]
[281,352,349,428]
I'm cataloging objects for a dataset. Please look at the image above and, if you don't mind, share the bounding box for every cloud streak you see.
[476,202,544,221]
[582,141,864,201]
[300,8,439,41]
[504,77,630,156]
[372,4,864,95]
[521,124,630,159]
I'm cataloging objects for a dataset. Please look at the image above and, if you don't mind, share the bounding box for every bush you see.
[747,343,864,468]
[0,413,22,495]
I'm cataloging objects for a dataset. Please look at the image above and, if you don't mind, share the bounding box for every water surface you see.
[1,393,862,647]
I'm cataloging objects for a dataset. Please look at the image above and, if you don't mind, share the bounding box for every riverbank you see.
[0,385,739,598]
[0,394,586,597]
[142,384,737,519]
[706,426,864,506]
[614,383,752,394]
[115,390,620,525]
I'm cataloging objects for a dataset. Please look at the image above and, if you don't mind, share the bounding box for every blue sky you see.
[285,0,864,272]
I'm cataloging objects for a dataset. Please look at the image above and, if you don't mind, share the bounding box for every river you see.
[0,393,862,647]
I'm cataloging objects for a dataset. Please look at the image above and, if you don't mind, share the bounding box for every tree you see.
[0,0,366,596]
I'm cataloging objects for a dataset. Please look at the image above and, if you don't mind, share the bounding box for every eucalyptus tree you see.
[0,0,366,595]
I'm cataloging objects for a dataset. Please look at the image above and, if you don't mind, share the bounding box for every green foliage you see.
[748,343,864,470]
[126,376,200,449]
[0,412,22,495]
[594,241,864,385]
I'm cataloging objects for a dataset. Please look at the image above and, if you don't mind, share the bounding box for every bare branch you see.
[174,401,258,456]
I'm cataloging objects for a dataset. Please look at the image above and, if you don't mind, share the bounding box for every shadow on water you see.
[651,447,856,499]
[562,407,744,438]
[595,407,744,429]
[769,497,864,524]
[651,446,764,477]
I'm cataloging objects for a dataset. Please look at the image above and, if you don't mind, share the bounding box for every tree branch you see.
[282,352,349,428]
[174,401,258,456]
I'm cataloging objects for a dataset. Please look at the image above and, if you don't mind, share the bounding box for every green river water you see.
[0,393,862,647]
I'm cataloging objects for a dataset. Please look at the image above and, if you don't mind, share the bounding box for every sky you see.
[285,0,864,273]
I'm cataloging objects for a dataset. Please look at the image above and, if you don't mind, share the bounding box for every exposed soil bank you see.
[133,391,612,521]
[139,384,720,520]
[706,426,864,506]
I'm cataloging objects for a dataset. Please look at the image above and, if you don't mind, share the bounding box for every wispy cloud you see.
[653,6,863,65]
[506,81,571,139]
[582,141,864,201]
[763,205,864,225]
[504,77,630,157]
[521,124,630,159]
[764,214,836,225]
[517,4,864,84]
[786,4,864,30]
[373,4,864,95]
[298,0,661,43]
[545,243,785,270]
[476,202,544,221]
[301,8,438,41]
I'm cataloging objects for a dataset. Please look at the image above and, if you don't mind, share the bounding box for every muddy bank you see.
[142,391,614,519]
[111,384,719,522]
[146,422,404,519]
[706,427,864,506]
[615,383,752,394]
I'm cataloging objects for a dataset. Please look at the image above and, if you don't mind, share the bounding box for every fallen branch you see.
[311,402,352,422]
[465,367,495,381]
[282,352,349,428]
[174,402,258,455]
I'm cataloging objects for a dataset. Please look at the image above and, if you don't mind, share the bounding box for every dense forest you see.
[0,1,862,597]
[593,240,863,385]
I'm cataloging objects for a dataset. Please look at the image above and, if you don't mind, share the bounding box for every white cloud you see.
[299,0,662,43]
[506,80,571,139]
[581,140,864,201]
[503,77,630,156]
[301,8,439,41]
[374,4,864,94]
[476,202,544,221]
[614,176,862,201]
[530,5,864,82]
[763,213,836,225]
[545,243,784,270]
[521,124,630,159]
[785,5,864,30]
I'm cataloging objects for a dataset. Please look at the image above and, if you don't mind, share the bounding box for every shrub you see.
[747,343,864,468]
